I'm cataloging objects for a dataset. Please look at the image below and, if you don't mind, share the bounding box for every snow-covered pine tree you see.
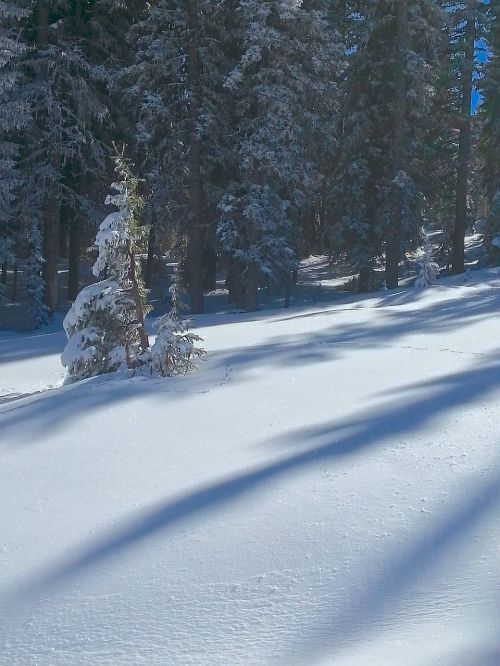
[219,0,343,310]
[419,29,458,267]
[150,267,206,376]
[479,0,500,260]
[332,0,442,291]
[0,0,32,288]
[129,0,230,314]
[447,1,479,274]
[62,153,151,381]
[415,228,440,287]
[20,0,110,312]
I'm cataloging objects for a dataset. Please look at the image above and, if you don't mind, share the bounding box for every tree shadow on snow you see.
[0,369,222,447]
[276,469,500,665]
[12,351,500,613]
[0,327,66,365]
[2,282,500,445]
[273,285,500,350]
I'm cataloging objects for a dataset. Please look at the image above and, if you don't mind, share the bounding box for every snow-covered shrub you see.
[150,315,205,377]
[415,229,440,288]
[150,270,205,377]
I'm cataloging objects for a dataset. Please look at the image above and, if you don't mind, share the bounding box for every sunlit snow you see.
[1,268,500,665]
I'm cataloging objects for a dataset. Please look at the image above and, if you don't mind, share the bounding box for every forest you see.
[2,3,500,662]
[0,0,499,327]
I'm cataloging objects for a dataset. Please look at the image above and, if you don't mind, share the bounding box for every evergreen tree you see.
[419,30,458,266]
[449,1,476,274]
[0,0,32,287]
[332,0,442,291]
[480,0,500,258]
[150,267,206,376]
[62,152,205,381]
[219,0,343,310]
[415,228,440,287]
[130,0,230,314]
[62,153,150,381]
[440,0,489,274]
[20,0,110,312]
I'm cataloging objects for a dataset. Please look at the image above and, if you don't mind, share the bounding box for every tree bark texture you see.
[67,216,81,301]
[127,243,150,353]
[145,211,156,289]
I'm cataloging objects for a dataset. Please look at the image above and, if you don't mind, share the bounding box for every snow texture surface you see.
[1,269,500,665]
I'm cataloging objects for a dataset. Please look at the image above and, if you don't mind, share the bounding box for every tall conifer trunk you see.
[127,242,150,353]
[451,2,475,275]
[67,217,81,301]
[38,0,61,312]
[187,0,205,314]
[145,210,156,289]
[67,174,85,301]
[385,0,409,289]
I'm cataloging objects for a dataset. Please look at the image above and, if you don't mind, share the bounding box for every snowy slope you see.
[1,271,500,665]
[0,314,67,402]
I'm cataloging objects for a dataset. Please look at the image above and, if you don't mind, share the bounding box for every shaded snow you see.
[1,270,500,665]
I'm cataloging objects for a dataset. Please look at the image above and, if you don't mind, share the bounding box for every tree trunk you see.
[67,216,81,301]
[36,0,48,44]
[385,0,409,289]
[59,205,69,259]
[38,0,61,312]
[187,0,205,314]
[202,221,217,291]
[245,263,259,312]
[42,206,61,311]
[11,263,18,301]
[127,243,150,353]
[284,272,291,308]
[451,3,475,275]
[358,265,371,293]
[144,211,156,289]
[226,259,245,309]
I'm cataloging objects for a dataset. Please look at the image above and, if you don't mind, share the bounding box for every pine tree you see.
[332,0,442,291]
[419,33,458,266]
[62,153,150,381]
[219,0,343,310]
[480,0,500,259]
[415,228,440,287]
[20,0,110,312]
[130,0,230,314]
[150,267,206,376]
[0,0,32,286]
[449,1,477,274]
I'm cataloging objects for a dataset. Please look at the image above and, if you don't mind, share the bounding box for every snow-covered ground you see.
[1,269,500,665]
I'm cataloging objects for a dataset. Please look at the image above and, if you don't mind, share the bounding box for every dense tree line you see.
[0,0,498,323]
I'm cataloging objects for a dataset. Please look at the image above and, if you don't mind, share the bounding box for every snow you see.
[1,269,500,665]
[0,315,66,400]
[60,327,101,370]
[62,279,120,337]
